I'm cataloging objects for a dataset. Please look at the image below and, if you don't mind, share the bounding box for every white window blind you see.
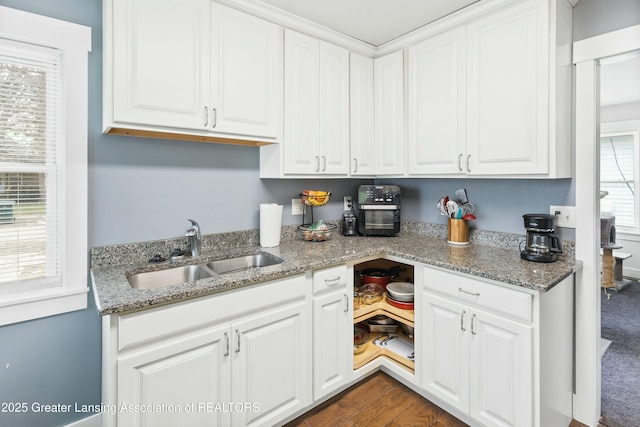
[0,40,62,292]
[600,133,638,230]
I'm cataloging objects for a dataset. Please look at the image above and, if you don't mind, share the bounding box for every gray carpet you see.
[601,281,640,426]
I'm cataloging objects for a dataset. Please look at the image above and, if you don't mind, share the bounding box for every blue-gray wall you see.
[0,0,636,425]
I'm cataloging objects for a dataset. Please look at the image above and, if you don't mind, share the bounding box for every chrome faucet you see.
[185,219,202,257]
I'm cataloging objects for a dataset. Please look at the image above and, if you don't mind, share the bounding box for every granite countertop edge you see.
[91,225,581,317]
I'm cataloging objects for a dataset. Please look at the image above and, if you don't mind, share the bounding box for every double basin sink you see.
[127,252,283,290]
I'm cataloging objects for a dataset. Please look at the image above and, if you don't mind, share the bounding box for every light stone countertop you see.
[90,221,581,316]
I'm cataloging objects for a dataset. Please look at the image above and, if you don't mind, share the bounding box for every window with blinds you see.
[600,132,639,232]
[0,40,61,291]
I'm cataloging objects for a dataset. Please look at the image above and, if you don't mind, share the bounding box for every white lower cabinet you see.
[423,292,532,427]
[421,266,573,427]
[104,274,311,427]
[312,265,351,400]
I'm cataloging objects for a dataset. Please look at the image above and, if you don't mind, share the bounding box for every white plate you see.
[386,282,414,301]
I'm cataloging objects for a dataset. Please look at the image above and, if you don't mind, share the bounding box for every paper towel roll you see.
[260,203,283,247]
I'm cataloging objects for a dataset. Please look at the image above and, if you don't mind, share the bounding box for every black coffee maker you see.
[520,213,563,263]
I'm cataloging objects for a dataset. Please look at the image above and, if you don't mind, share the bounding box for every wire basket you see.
[301,190,331,207]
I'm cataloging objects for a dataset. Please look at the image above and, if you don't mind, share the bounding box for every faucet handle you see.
[187,219,201,234]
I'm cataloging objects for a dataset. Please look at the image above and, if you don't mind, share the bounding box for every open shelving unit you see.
[353,260,415,373]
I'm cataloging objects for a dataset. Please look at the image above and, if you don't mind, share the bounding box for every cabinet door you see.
[469,309,533,427]
[231,300,311,426]
[211,3,282,138]
[117,325,231,427]
[374,51,405,175]
[319,42,350,175]
[313,290,351,399]
[466,0,549,175]
[283,30,319,174]
[350,53,376,176]
[407,27,466,175]
[422,292,470,413]
[112,0,210,130]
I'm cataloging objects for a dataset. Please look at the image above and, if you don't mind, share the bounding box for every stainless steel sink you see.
[128,264,214,290]
[207,252,283,274]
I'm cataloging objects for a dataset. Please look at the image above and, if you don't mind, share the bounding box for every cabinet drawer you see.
[424,267,532,323]
[313,265,348,294]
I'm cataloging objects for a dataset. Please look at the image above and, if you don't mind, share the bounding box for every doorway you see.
[573,24,640,426]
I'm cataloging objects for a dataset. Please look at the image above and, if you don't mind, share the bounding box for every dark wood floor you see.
[287,371,594,427]
[286,372,468,427]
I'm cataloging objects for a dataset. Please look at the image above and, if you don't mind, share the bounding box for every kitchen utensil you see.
[461,203,475,215]
[386,282,414,302]
[455,188,468,204]
[437,198,448,216]
[358,266,406,288]
[462,213,477,220]
[373,334,414,361]
[360,283,384,304]
[368,315,397,325]
[354,326,369,355]
[446,200,458,217]
[385,295,414,310]
[400,323,414,338]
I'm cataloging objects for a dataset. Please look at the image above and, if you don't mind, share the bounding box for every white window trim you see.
[601,119,640,236]
[0,6,91,325]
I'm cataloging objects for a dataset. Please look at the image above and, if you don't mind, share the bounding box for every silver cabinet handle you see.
[325,276,341,286]
[458,154,463,171]
[322,155,327,172]
[203,106,209,127]
[224,331,229,357]
[344,294,349,313]
[235,329,241,353]
[466,154,471,173]
[471,313,477,335]
[212,108,217,128]
[459,287,480,297]
[461,310,466,332]
[315,156,320,172]
[353,158,358,173]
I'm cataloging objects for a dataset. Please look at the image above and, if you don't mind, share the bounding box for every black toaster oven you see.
[357,185,401,236]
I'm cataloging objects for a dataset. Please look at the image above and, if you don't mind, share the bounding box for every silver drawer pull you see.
[212,108,217,128]
[353,158,358,173]
[203,106,209,127]
[325,276,341,286]
[235,329,241,353]
[322,155,327,172]
[461,310,466,332]
[315,156,320,172]
[344,294,349,313]
[458,153,463,171]
[459,287,480,297]
[224,331,229,357]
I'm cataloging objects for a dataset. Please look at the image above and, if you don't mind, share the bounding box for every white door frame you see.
[572,24,640,426]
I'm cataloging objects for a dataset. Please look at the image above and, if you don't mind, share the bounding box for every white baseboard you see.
[64,414,101,427]
[623,265,640,280]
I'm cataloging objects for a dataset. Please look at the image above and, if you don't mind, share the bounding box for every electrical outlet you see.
[292,198,304,215]
[550,205,576,228]
[344,196,352,211]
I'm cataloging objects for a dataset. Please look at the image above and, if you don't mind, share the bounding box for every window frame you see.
[0,6,91,325]
[600,120,640,236]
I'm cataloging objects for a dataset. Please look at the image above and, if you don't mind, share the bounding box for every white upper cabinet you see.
[105,0,283,143]
[282,29,350,175]
[406,0,572,178]
[210,3,282,138]
[350,53,376,176]
[374,51,405,175]
[465,0,548,176]
[407,27,466,175]
[110,0,211,131]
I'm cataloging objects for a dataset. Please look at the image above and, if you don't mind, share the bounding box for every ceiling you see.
[600,51,640,106]
[256,0,480,46]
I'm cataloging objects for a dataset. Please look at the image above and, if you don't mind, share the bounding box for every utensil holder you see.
[447,218,469,245]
